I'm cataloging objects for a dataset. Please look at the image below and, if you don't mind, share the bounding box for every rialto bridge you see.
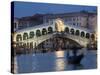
[13,19,95,50]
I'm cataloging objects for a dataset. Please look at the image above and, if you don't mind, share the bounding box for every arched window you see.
[27,42,30,49]
[75,30,80,36]
[91,34,95,40]
[64,27,69,33]
[86,33,90,38]
[30,42,33,49]
[23,43,27,49]
[29,31,34,38]
[34,42,37,49]
[23,32,28,40]
[70,28,74,35]
[42,28,47,35]
[36,29,41,37]
[48,27,53,34]
[81,31,85,37]
[16,34,22,42]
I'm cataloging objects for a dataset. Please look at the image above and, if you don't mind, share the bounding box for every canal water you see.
[16,49,97,73]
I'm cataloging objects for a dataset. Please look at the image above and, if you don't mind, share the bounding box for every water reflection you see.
[16,49,97,73]
[55,58,66,71]
[55,51,64,58]
[54,51,66,71]
[70,64,84,70]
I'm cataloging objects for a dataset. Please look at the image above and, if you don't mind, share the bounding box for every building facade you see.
[43,12,97,32]
[14,11,97,32]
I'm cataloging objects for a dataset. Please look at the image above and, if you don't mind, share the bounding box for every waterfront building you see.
[14,11,97,32]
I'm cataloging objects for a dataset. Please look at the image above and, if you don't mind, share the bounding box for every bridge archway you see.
[42,28,47,35]
[16,34,22,42]
[81,31,85,37]
[36,29,41,37]
[65,27,69,33]
[62,37,83,48]
[48,26,53,34]
[22,43,25,48]
[34,36,83,51]
[70,28,74,35]
[86,33,90,39]
[29,31,34,38]
[75,30,80,36]
[14,19,93,49]
[23,32,28,40]
[26,42,30,49]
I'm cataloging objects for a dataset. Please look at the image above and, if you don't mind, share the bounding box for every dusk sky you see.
[13,1,97,18]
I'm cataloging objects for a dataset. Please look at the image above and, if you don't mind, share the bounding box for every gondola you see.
[67,54,84,64]
[67,46,84,64]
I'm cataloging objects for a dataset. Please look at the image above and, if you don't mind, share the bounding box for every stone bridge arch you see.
[13,19,95,50]
[31,33,89,49]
